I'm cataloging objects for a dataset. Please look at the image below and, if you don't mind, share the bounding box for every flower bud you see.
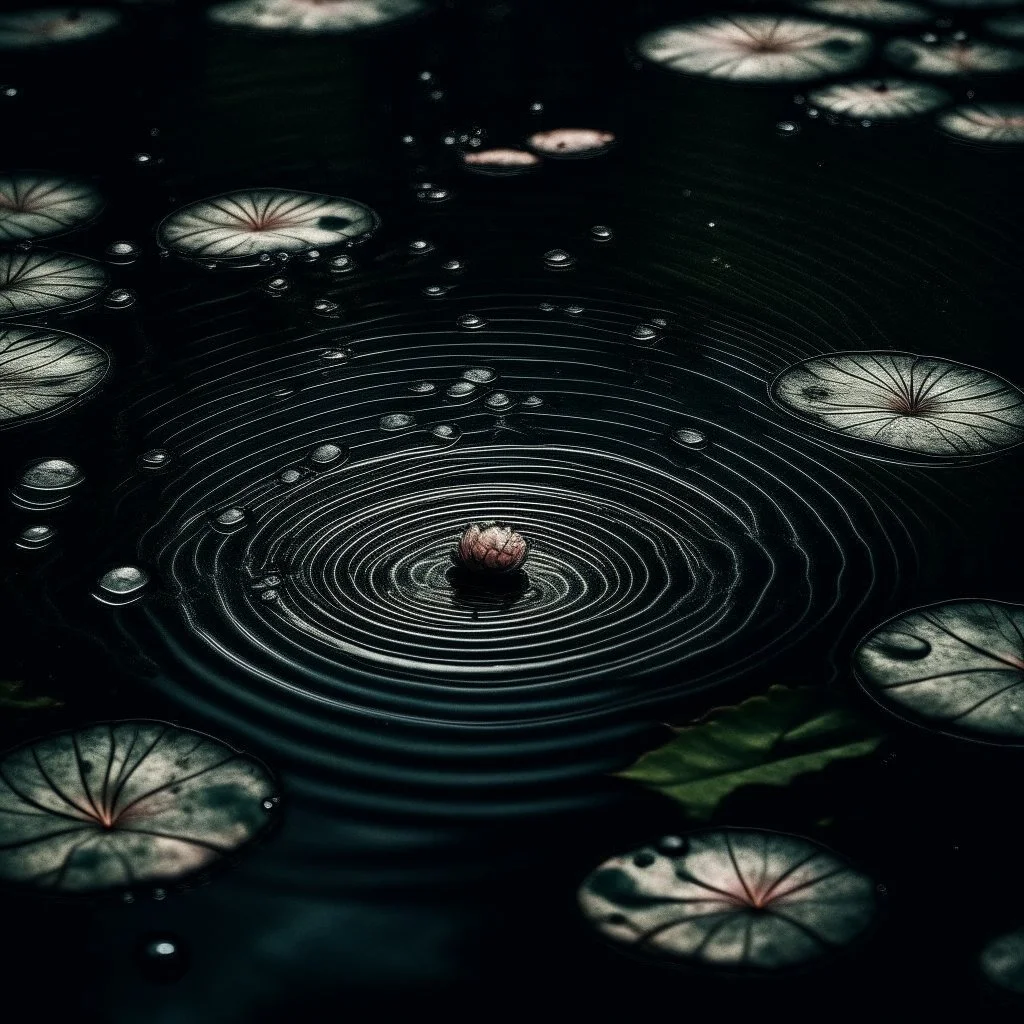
[453,523,528,573]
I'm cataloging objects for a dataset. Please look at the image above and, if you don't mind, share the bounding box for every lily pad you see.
[0,721,277,893]
[771,351,1024,461]
[0,324,109,426]
[156,188,378,266]
[579,829,878,972]
[938,104,1024,144]
[635,16,872,84]
[884,37,1024,76]
[0,8,121,50]
[980,927,1024,995]
[0,250,108,319]
[855,599,1024,743]
[618,685,883,821]
[0,174,103,244]
[807,79,949,121]
[208,0,424,34]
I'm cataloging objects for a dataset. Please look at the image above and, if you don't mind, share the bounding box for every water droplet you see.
[658,835,687,854]
[462,367,497,384]
[211,507,248,533]
[278,468,302,485]
[428,89,445,102]
[422,285,448,298]
[633,850,657,868]
[417,188,451,203]
[671,427,708,450]
[543,249,576,270]
[302,249,320,264]
[485,391,515,412]
[380,413,416,431]
[807,108,820,119]
[105,240,139,263]
[260,589,279,603]
[2,86,18,98]
[776,120,800,136]
[408,381,437,395]
[860,119,873,128]
[442,134,457,146]
[96,566,149,597]
[105,288,136,309]
[136,934,188,982]
[562,304,584,316]
[590,225,614,242]
[631,324,660,342]
[401,134,417,146]
[408,239,434,255]
[457,313,487,330]
[529,101,544,113]
[273,251,291,264]
[309,443,346,466]
[952,30,968,42]
[538,302,556,311]
[521,395,544,408]
[441,259,464,273]
[321,347,352,363]
[706,221,716,229]
[328,255,355,273]
[20,459,83,491]
[16,525,55,550]
[139,449,171,471]
[133,153,153,165]
[312,299,339,316]
[262,797,279,810]
[876,632,931,661]
[431,423,461,442]
[446,381,478,400]
[264,277,290,296]
[270,387,295,400]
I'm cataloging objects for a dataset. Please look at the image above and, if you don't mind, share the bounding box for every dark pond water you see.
[2,0,1024,1019]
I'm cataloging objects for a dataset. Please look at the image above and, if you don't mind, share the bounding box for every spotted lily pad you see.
[855,600,1024,743]
[156,188,379,266]
[618,685,883,821]
[771,351,1024,461]
[579,829,878,971]
[0,722,277,892]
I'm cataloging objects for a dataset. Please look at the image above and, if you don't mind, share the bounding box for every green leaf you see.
[0,680,62,710]
[618,685,883,821]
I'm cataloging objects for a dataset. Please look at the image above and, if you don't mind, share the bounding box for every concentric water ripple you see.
[115,299,936,817]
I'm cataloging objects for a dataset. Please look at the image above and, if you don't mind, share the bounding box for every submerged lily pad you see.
[0,324,109,426]
[980,927,1024,995]
[855,600,1024,743]
[579,829,878,972]
[157,188,378,266]
[0,722,277,893]
[0,250,108,319]
[771,351,1024,460]
[0,174,103,244]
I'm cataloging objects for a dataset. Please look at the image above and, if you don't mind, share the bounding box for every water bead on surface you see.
[308,443,347,467]
[590,225,614,242]
[457,313,487,330]
[104,288,136,309]
[140,449,171,471]
[16,524,55,550]
[543,249,576,270]
[95,566,150,604]
[671,427,708,449]
[380,413,416,431]
[445,381,478,400]
[462,367,497,384]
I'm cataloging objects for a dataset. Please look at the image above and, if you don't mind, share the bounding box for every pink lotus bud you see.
[453,523,528,573]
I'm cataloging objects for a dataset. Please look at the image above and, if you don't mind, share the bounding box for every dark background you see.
[3,0,1024,1019]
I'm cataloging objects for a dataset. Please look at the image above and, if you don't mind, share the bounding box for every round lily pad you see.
[807,79,949,121]
[771,351,1024,461]
[635,16,873,84]
[855,599,1024,743]
[0,324,109,426]
[980,927,1024,995]
[579,829,878,972]
[0,174,103,244]
[0,721,277,893]
[208,0,424,34]
[156,188,379,266]
[0,249,108,319]
[0,8,121,49]
[938,104,1024,144]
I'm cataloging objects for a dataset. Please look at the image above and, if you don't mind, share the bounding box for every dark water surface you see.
[3,0,1024,1019]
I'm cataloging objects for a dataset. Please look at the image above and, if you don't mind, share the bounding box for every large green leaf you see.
[618,685,883,820]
